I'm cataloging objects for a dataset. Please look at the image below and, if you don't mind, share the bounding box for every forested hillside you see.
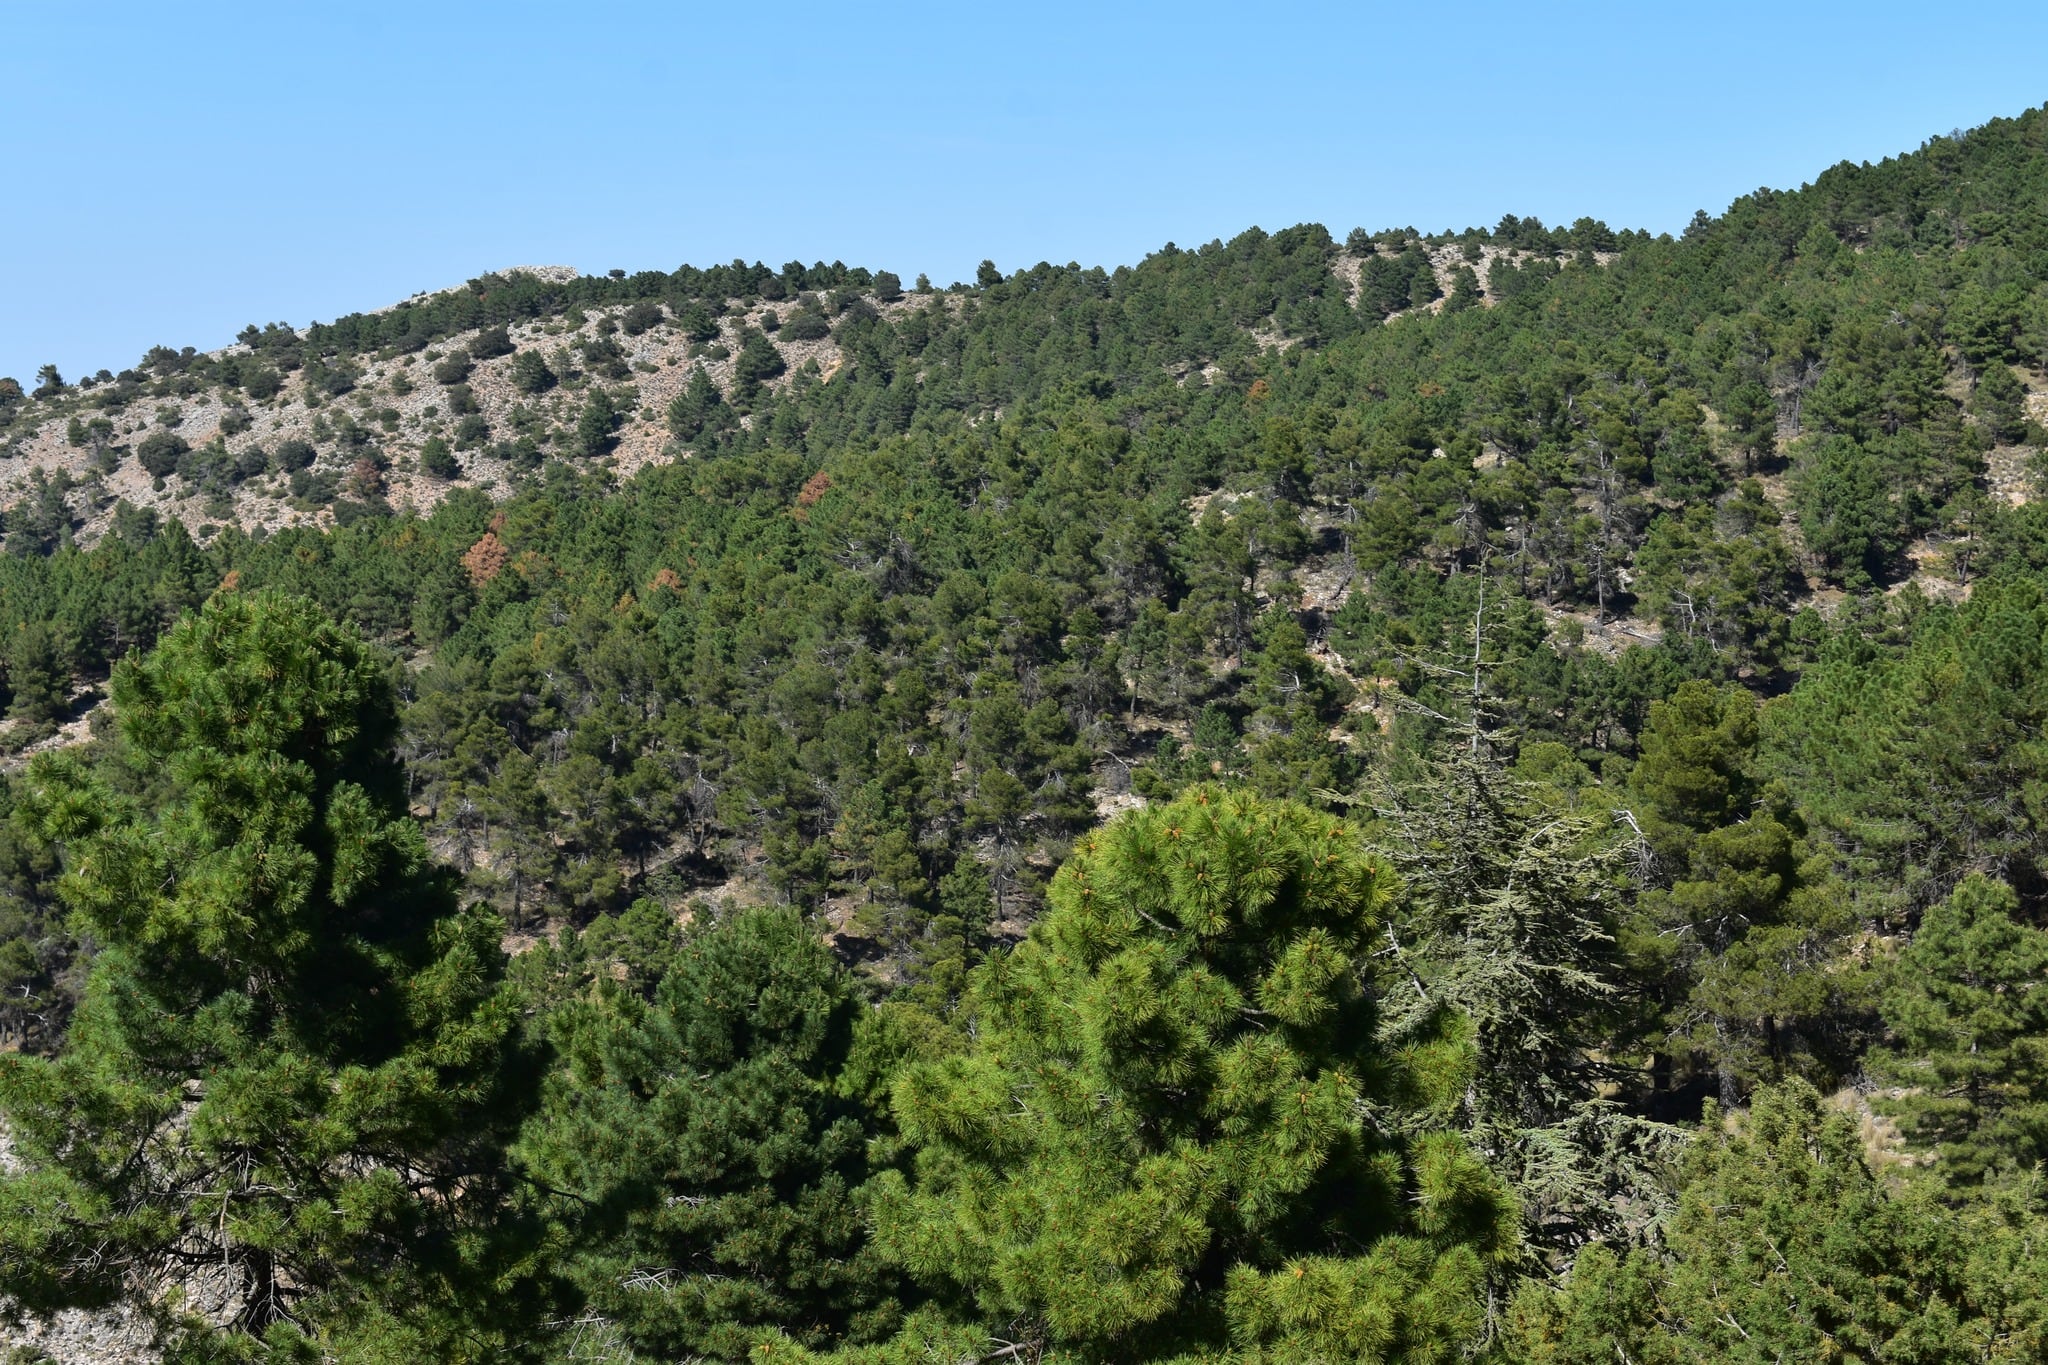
[0,107,2047,1362]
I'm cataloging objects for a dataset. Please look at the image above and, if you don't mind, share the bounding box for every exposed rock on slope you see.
[0,275,943,547]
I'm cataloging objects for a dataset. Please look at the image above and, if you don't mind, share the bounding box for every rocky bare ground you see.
[0,1301,159,1364]
[0,1129,160,1362]
[0,274,950,549]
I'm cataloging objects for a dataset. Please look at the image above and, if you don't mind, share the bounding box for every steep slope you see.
[0,276,936,541]
[0,108,2040,948]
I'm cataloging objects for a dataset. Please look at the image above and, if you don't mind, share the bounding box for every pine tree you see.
[0,591,537,1359]
[667,363,733,444]
[1874,874,2048,1185]
[6,619,73,725]
[732,329,788,409]
[519,906,901,1360]
[866,786,1516,1362]
[572,386,621,457]
[1974,362,2029,443]
[509,349,556,395]
[1630,681,1867,1102]
[1793,437,1902,589]
[1510,1079,2048,1363]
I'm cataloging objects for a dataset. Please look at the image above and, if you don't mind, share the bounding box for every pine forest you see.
[0,103,2046,1363]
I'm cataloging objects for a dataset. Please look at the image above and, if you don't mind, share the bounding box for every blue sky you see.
[5,1,2046,385]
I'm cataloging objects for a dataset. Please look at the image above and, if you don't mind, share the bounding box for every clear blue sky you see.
[5,1,2046,386]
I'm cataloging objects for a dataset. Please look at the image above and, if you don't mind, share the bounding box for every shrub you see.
[492,435,543,471]
[432,354,473,386]
[675,302,721,344]
[469,326,514,361]
[780,307,830,341]
[510,351,556,395]
[833,298,880,334]
[272,438,316,472]
[331,496,393,526]
[581,336,630,380]
[621,301,664,336]
[174,440,234,486]
[288,468,338,502]
[419,437,459,479]
[302,355,358,397]
[136,431,189,478]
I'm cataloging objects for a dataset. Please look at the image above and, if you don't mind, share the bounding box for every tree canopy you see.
[0,101,2046,1363]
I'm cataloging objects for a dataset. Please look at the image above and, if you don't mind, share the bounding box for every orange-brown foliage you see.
[463,531,510,587]
[347,457,386,498]
[796,470,833,507]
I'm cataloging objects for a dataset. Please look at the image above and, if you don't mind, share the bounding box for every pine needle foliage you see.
[1873,874,2048,1185]
[866,786,1516,1363]
[0,591,537,1361]
[519,905,902,1360]
[1509,1079,2048,1363]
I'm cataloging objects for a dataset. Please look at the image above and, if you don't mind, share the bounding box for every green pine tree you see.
[732,329,788,409]
[1874,874,2048,1186]
[862,786,1517,1362]
[667,363,734,444]
[1510,1078,2048,1363]
[1974,362,2029,444]
[1629,681,1866,1102]
[520,906,902,1360]
[0,591,538,1359]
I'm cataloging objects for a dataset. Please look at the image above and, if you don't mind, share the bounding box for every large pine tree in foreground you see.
[520,904,902,1359]
[0,591,537,1360]
[844,786,1517,1364]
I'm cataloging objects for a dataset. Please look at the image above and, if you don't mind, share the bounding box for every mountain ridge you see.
[0,234,1605,549]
